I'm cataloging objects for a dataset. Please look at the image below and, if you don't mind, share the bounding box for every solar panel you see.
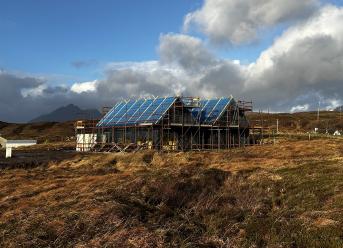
[126,99,149,123]
[203,98,231,123]
[98,101,125,127]
[190,98,231,124]
[116,99,145,125]
[106,100,136,126]
[128,99,154,124]
[191,99,209,121]
[147,97,176,123]
[97,102,116,127]
[201,99,218,122]
[137,98,164,123]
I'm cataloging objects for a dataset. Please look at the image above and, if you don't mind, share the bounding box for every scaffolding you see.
[75,96,259,152]
[75,119,99,152]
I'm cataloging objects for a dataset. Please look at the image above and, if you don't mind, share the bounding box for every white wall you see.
[5,147,12,158]
[76,133,97,152]
[6,141,37,148]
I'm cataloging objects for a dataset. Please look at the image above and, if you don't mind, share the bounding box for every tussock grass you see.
[0,139,343,247]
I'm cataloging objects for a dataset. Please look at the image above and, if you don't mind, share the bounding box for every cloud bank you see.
[1,0,342,122]
[184,0,319,45]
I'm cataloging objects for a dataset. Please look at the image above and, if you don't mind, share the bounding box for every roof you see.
[191,98,233,124]
[97,96,233,127]
[97,96,177,127]
[6,140,37,144]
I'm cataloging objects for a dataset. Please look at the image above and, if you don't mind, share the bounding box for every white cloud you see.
[71,80,97,93]
[249,5,343,78]
[290,104,310,113]
[95,34,234,100]
[166,6,343,112]
[21,84,47,97]
[323,98,342,111]
[97,59,188,99]
[184,0,319,45]
[159,33,216,72]
[244,5,343,109]
[233,60,240,65]
[106,61,160,72]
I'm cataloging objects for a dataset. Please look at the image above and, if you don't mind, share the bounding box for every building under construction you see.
[76,96,254,152]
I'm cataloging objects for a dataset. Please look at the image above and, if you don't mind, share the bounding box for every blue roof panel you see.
[127,99,154,125]
[116,99,145,124]
[202,100,217,118]
[203,98,231,123]
[106,100,136,126]
[137,98,164,123]
[97,101,125,127]
[191,97,232,124]
[147,97,176,123]
[191,100,208,120]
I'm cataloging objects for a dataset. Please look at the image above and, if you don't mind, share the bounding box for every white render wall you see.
[6,147,12,158]
[76,133,97,152]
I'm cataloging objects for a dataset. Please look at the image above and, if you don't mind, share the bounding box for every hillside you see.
[0,139,342,247]
[0,121,74,143]
[0,111,342,144]
[30,104,101,123]
[247,111,343,133]
[0,121,7,129]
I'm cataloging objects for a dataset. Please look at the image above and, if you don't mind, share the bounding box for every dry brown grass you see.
[1,139,343,247]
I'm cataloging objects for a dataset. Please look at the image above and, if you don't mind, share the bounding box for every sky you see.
[0,0,201,81]
[1,0,343,122]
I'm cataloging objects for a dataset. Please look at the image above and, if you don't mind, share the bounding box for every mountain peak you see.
[30,104,102,123]
[59,104,81,112]
[65,103,79,108]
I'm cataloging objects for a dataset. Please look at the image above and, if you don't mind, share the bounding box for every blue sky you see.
[0,0,202,83]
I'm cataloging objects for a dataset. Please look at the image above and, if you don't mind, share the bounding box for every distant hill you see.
[30,104,102,123]
[0,121,7,129]
[247,111,343,133]
[0,121,75,142]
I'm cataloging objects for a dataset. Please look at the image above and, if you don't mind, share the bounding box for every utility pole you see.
[276,119,279,134]
[315,100,320,134]
[317,100,321,131]
[317,103,320,122]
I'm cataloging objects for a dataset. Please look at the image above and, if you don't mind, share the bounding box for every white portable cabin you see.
[0,137,37,158]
